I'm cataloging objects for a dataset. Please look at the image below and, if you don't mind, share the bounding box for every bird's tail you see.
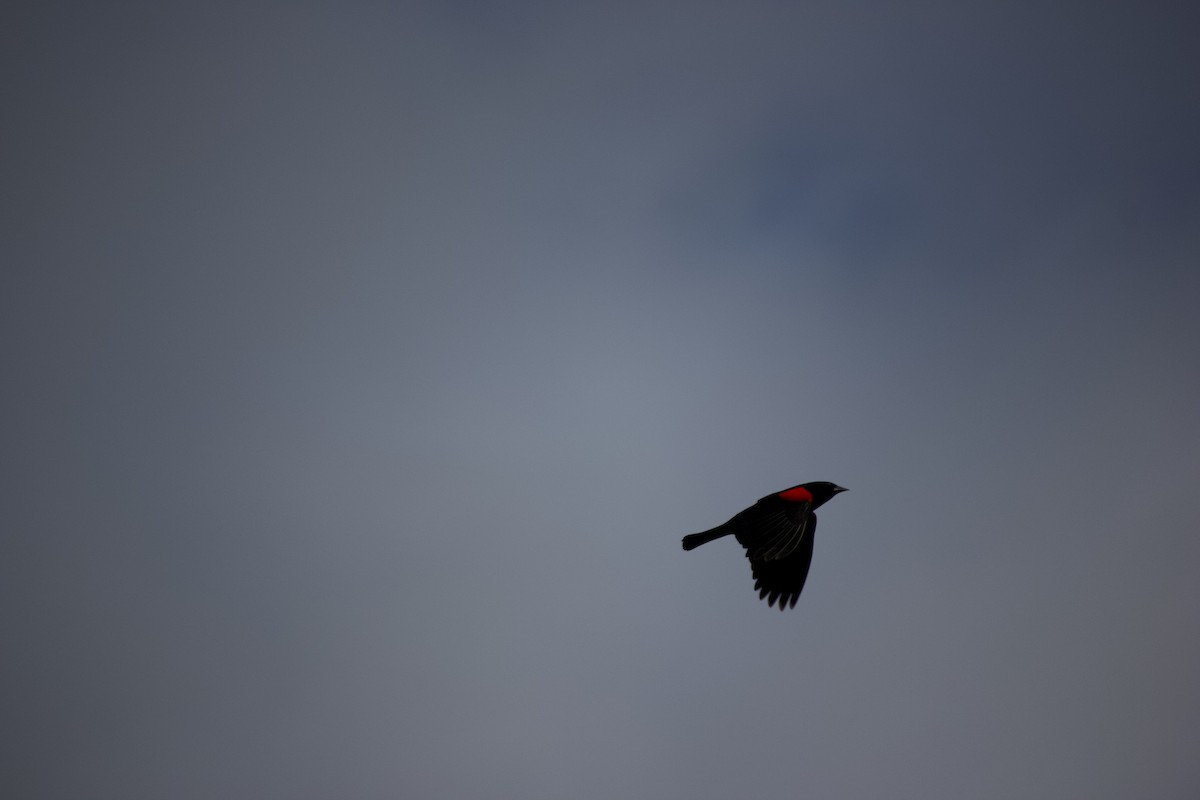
[681,525,731,551]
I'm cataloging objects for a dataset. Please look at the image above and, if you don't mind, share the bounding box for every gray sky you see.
[4,2,1200,798]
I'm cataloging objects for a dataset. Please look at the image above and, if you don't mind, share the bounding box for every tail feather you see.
[682,525,731,551]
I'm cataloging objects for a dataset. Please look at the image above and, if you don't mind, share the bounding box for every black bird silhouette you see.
[682,482,847,610]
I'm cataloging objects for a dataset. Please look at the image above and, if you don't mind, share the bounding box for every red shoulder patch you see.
[778,485,813,503]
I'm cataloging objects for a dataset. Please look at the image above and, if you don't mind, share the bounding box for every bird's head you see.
[803,481,848,508]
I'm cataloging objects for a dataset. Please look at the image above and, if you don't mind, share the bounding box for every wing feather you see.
[738,499,812,561]
[747,513,818,610]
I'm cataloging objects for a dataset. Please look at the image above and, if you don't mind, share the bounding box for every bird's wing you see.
[738,500,813,561]
[747,513,817,610]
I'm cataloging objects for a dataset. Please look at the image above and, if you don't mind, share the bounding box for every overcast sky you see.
[4,2,1200,798]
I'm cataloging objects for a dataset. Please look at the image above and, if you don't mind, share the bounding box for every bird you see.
[682,481,847,610]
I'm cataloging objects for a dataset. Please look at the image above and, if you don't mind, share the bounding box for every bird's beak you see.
[834,485,848,493]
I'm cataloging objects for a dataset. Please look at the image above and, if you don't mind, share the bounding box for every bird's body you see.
[682,481,847,610]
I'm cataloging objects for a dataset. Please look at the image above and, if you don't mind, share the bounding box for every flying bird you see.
[682,481,847,610]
